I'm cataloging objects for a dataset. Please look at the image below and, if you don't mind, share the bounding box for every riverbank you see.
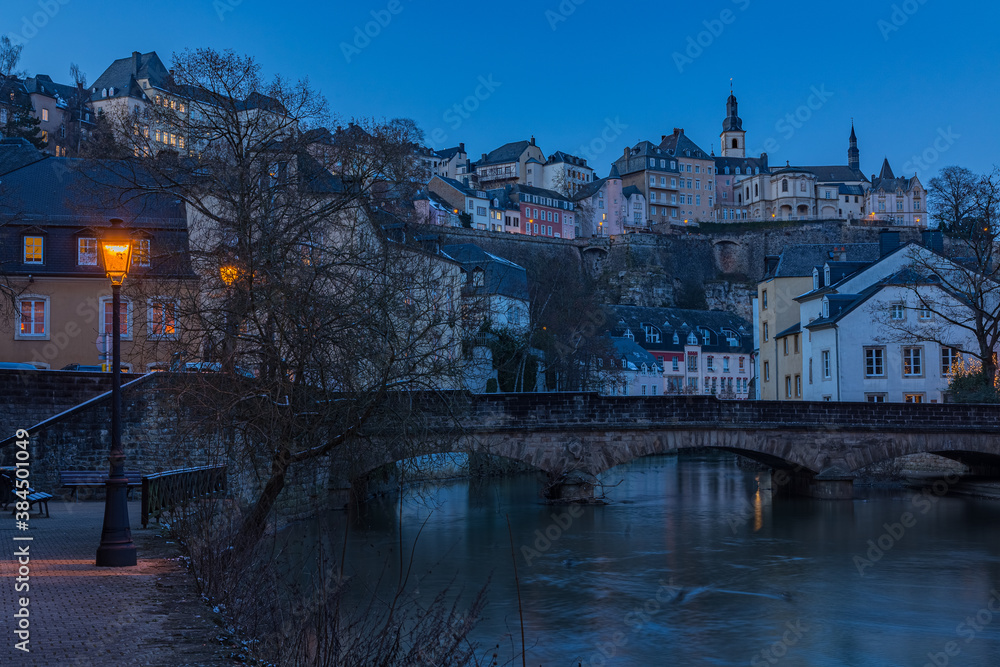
[0,500,236,666]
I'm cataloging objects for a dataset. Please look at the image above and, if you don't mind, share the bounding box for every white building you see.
[441,244,531,334]
[799,232,989,402]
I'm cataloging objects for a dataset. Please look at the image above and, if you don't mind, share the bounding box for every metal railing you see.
[141,464,227,528]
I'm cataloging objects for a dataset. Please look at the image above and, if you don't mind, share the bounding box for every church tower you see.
[721,91,746,158]
[848,122,860,171]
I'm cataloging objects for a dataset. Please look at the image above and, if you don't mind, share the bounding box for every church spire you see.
[721,87,746,158]
[848,121,860,171]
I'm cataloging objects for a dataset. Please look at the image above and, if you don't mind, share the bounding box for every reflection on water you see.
[282,452,1000,666]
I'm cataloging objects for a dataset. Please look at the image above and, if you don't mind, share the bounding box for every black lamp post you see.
[219,263,239,373]
[95,217,137,567]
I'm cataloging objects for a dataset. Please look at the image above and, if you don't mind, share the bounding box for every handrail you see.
[141,464,227,528]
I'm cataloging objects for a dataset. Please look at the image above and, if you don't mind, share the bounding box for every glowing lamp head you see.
[100,218,132,286]
[220,264,239,287]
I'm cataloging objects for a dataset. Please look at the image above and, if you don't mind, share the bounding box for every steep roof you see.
[0,157,193,278]
[480,140,532,166]
[545,151,588,167]
[90,51,169,102]
[23,75,78,102]
[569,176,608,202]
[510,183,571,203]
[435,145,465,160]
[770,243,881,278]
[714,155,770,174]
[797,165,869,183]
[441,243,529,301]
[878,158,895,181]
[610,337,660,371]
[603,305,753,354]
[0,138,46,176]
[658,129,711,160]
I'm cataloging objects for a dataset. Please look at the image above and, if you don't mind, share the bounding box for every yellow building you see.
[757,243,880,401]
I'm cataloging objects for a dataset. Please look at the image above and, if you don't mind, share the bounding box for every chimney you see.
[879,230,901,257]
[673,128,683,136]
[624,148,629,158]
[459,142,465,153]
[482,153,488,161]
[921,230,944,254]
[529,136,536,146]
[132,51,142,76]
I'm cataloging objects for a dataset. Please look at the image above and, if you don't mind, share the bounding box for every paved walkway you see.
[1,499,238,666]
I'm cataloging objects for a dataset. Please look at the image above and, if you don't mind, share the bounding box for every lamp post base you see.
[95,478,137,567]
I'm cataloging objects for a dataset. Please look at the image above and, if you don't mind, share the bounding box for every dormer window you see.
[78,237,98,266]
[702,330,710,345]
[673,332,680,345]
[624,329,634,341]
[101,88,108,97]
[824,265,831,286]
[687,332,698,345]
[23,236,44,264]
[822,298,830,318]
[472,269,484,287]
[813,268,820,289]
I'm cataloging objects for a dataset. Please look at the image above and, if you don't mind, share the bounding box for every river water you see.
[292,452,1000,666]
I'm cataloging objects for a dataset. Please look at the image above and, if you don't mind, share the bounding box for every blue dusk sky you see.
[6,0,998,180]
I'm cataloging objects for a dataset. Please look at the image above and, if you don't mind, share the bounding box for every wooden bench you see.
[0,473,52,517]
[59,470,143,501]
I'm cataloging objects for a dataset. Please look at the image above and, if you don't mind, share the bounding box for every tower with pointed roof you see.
[848,123,860,171]
[721,91,746,158]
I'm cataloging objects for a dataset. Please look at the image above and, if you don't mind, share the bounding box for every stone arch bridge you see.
[339,392,1000,501]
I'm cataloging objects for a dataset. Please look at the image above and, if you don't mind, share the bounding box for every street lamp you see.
[218,264,240,372]
[95,218,137,567]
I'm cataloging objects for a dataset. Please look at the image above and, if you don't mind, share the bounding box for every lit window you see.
[918,306,932,320]
[903,347,923,376]
[149,300,177,338]
[941,346,958,375]
[905,393,924,403]
[101,298,131,338]
[17,298,47,337]
[133,239,151,267]
[24,236,44,263]
[41,108,48,122]
[78,237,98,266]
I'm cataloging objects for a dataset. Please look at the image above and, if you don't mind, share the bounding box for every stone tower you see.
[721,92,746,158]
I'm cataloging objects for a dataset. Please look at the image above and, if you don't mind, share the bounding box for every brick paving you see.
[1,499,238,666]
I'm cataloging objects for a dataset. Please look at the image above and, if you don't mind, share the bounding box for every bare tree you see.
[85,47,469,542]
[877,166,1000,384]
[928,165,979,234]
[0,36,24,79]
